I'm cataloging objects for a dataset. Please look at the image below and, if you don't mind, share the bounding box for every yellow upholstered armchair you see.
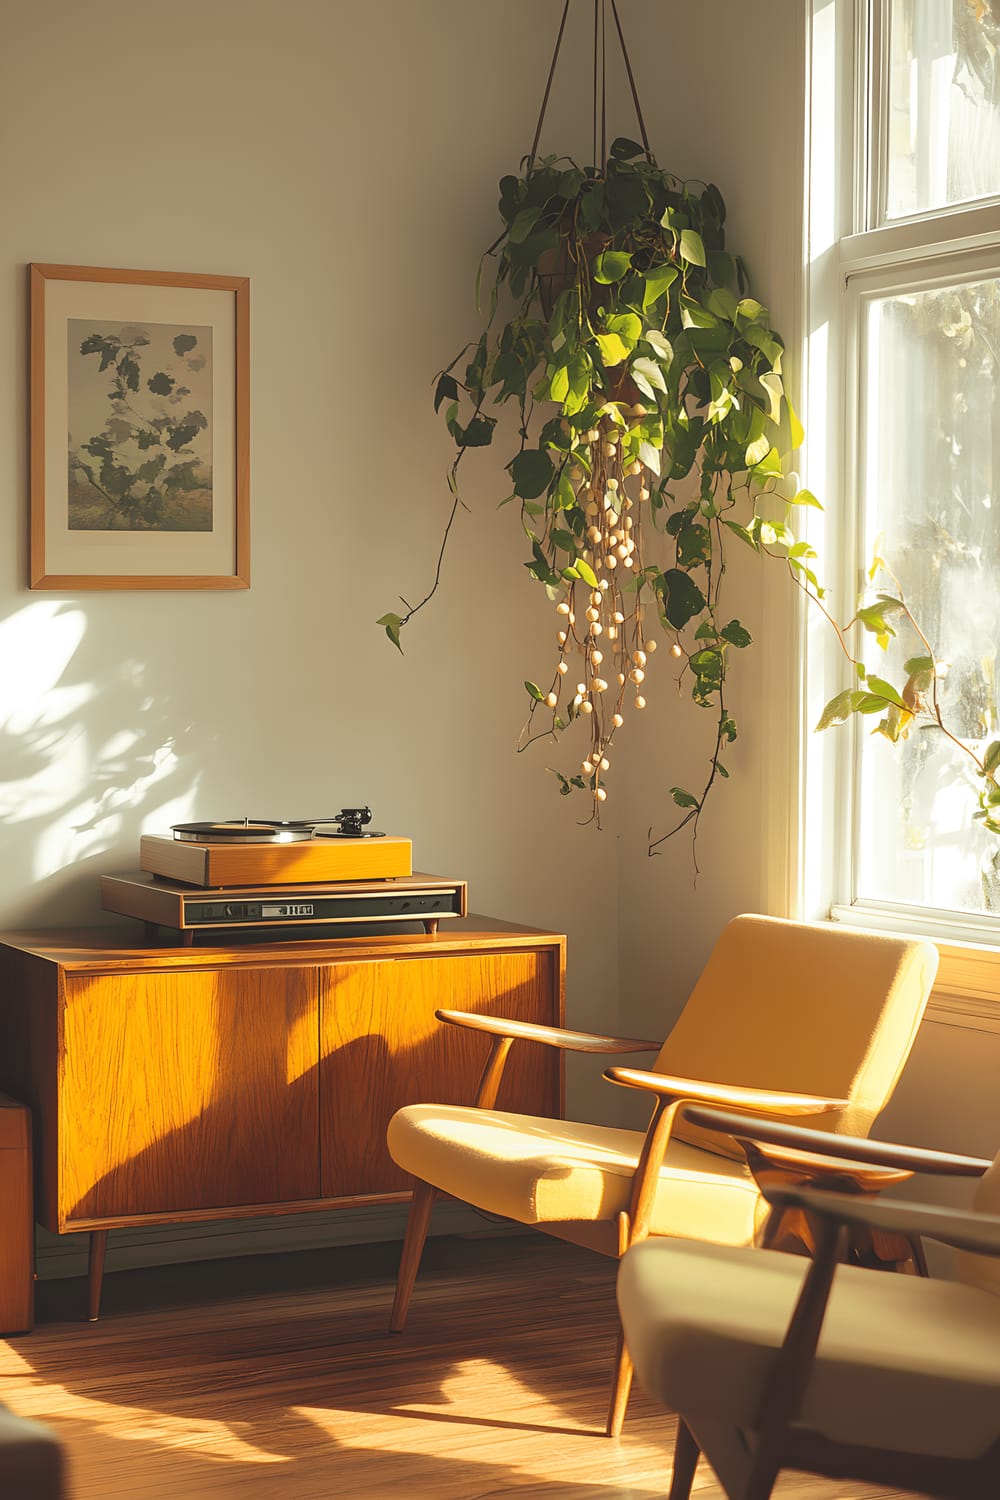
[618,1108,998,1499]
[386,913,939,1435]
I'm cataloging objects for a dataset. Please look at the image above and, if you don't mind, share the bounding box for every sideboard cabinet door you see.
[318,949,561,1199]
[60,966,320,1224]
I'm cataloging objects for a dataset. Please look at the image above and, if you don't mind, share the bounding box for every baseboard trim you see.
[34,1200,505,1281]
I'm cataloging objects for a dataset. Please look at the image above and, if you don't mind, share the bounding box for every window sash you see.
[812,0,1000,942]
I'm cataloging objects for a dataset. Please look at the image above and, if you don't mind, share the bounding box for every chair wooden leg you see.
[87,1229,108,1322]
[667,1419,701,1500]
[389,1179,437,1332]
[605,1324,635,1437]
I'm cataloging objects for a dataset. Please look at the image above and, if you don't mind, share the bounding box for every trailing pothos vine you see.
[379,139,819,852]
[817,562,1000,835]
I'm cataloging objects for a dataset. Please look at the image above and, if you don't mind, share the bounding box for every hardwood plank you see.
[0,1236,920,1499]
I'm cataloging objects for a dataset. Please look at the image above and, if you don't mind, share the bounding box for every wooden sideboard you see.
[0,918,565,1317]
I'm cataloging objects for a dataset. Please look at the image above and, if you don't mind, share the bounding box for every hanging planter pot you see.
[380,2,818,853]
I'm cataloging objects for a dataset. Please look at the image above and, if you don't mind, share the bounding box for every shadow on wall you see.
[0,598,203,928]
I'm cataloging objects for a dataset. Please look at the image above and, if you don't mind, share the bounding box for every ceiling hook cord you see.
[528,0,651,175]
[610,0,652,160]
[527,0,572,172]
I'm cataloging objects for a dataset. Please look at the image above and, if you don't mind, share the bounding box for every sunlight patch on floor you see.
[1,1373,288,1465]
[290,1357,670,1492]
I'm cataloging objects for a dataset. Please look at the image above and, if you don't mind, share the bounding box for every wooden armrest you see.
[681,1105,992,1177]
[766,1184,1000,1259]
[603,1067,846,1116]
[435,1010,660,1053]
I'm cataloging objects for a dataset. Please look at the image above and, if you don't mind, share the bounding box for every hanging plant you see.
[378,0,817,851]
[380,137,817,850]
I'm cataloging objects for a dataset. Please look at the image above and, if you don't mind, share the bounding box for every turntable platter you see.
[171,821,314,844]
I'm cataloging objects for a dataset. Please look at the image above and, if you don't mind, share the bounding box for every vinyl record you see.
[171,821,313,843]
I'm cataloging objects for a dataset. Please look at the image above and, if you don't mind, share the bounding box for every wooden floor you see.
[0,1233,923,1499]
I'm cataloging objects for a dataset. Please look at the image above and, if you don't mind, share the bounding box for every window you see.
[808,0,1000,939]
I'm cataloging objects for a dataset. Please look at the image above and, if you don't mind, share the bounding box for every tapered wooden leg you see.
[389,1179,437,1332]
[606,1324,635,1437]
[668,1419,701,1500]
[88,1230,108,1322]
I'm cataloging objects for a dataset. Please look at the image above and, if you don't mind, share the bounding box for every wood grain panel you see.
[318,949,562,1198]
[60,966,320,1223]
[0,1096,33,1333]
[138,834,412,887]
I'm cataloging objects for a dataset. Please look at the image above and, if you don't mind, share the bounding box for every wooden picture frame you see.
[30,263,250,590]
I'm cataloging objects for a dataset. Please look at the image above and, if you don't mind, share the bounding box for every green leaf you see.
[856,596,905,647]
[670,787,700,809]
[866,675,907,709]
[815,689,860,731]
[658,568,706,629]
[456,414,495,448]
[745,433,771,467]
[631,356,668,395]
[605,312,642,344]
[643,329,673,362]
[706,287,738,322]
[510,449,554,499]
[642,263,679,310]
[983,741,1000,776]
[609,136,645,160]
[638,439,662,474]
[593,250,632,284]
[524,680,545,702]
[509,206,542,243]
[759,370,783,424]
[903,655,934,675]
[721,619,752,648]
[679,229,706,266]
[736,298,765,322]
[548,364,571,403]
[576,558,598,587]
[784,389,805,449]
[376,613,404,653]
[749,444,784,480]
[434,373,459,412]
[596,332,631,366]
[789,488,823,509]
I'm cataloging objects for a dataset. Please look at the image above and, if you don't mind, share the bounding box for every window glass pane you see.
[885,0,1000,220]
[857,275,1000,915]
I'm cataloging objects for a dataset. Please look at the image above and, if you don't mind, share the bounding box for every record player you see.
[139,808,413,888]
[100,808,467,943]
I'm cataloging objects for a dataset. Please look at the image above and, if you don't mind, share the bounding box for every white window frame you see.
[803,0,1000,949]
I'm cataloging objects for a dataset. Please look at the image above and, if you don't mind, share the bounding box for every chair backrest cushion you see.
[655,914,938,1159]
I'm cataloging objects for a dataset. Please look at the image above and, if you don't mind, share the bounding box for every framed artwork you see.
[29,263,250,590]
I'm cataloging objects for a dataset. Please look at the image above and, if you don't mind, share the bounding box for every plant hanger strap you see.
[610,0,652,160]
[528,0,572,170]
[527,0,653,172]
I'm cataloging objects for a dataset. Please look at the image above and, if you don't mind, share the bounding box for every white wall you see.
[1,1,813,1135]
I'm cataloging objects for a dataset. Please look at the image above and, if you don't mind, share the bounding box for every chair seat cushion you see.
[387,1104,763,1245]
[617,1237,1000,1460]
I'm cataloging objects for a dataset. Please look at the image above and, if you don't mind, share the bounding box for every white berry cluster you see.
[539,400,668,808]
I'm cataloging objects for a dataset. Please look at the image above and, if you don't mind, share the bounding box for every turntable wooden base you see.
[140,833,412,888]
